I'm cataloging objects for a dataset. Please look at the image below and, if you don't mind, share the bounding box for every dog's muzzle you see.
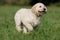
[37,9,47,17]
[38,8,47,14]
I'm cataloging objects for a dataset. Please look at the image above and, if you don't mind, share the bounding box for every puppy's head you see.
[31,3,47,16]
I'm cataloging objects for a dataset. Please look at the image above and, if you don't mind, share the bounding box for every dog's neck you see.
[31,9,42,17]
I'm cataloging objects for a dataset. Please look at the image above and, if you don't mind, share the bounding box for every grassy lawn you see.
[0,5,60,40]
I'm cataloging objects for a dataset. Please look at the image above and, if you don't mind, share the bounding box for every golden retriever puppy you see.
[14,3,47,34]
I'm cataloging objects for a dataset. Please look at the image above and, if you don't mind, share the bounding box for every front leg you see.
[23,27,28,34]
[24,23,33,32]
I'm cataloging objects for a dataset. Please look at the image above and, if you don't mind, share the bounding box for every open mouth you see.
[37,10,47,16]
[38,10,46,13]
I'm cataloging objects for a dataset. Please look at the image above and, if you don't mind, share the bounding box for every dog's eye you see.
[39,6,41,8]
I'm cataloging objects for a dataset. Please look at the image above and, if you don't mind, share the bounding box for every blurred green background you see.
[0,0,60,6]
[0,0,60,40]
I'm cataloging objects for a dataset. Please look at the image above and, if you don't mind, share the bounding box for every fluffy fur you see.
[14,3,47,34]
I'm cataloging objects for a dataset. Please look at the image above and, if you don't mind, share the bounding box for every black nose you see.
[44,8,46,11]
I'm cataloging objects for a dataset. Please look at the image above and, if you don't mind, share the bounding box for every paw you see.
[16,26,22,32]
[23,27,28,34]
[28,27,33,32]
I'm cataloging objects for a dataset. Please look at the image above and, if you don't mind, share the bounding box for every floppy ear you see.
[31,4,37,14]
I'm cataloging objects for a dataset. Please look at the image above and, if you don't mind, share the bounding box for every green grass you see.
[0,5,60,40]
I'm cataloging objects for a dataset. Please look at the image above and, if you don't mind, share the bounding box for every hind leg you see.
[14,16,22,32]
[16,24,22,32]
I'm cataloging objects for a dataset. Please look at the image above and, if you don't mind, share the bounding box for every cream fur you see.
[14,3,47,34]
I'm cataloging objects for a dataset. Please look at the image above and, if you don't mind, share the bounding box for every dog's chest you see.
[26,16,40,26]
[31,17,40,26]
